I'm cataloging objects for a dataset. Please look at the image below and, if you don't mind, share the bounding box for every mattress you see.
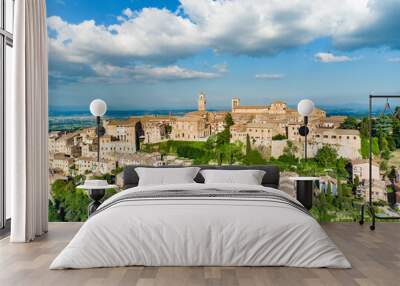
[50,183,351,269]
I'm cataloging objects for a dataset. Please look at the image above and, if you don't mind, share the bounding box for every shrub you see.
[272,134,287,140]
[315,145,338,168]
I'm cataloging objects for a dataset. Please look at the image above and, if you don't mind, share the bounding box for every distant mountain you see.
[48,104,397,131]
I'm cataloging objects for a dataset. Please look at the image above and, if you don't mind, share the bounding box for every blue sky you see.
[47,0,400,111]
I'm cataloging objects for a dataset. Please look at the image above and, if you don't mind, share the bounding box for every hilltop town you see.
[49,93,389,203]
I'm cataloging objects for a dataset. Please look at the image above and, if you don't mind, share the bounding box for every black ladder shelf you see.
[359,94,400,230]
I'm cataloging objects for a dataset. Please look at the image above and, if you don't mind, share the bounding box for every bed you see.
[50,165,351,269]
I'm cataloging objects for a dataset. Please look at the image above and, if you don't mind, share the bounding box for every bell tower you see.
[232,98,240,112]
[198,92,206,112]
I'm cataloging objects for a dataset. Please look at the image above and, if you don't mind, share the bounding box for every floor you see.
[0,222,399,286]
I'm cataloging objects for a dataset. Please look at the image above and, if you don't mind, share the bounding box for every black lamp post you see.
[90,99,107,163]
[87,99,107,215]
[297,99,315,161]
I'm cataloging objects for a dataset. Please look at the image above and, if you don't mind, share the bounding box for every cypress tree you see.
[246,134,251,156]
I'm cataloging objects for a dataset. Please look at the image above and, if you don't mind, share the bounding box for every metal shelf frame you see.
[359,94,400,230]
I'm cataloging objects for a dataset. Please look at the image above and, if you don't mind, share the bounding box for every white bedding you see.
[50,183,351,269]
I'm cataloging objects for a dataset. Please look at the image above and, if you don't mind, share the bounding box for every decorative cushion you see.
[135,167,200,186]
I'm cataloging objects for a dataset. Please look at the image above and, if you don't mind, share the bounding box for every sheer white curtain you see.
[8,0,48,242]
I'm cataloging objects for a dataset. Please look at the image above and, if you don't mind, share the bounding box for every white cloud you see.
[387,57,400,63]
[48,0,400,83]
[47,8,205,65]
[255,73,284,80]
[122,8,134,18]
[314,52,353,63]
[89,63,220,83]
[47,1,378,65]
[213,63,228,73]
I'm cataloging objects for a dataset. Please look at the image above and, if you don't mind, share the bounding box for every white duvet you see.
[50,183,351,269]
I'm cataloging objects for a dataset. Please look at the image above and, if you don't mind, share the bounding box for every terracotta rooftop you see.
[314,128,360,135]
[233,105,268,110]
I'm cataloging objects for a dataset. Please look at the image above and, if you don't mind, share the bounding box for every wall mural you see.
[47,0,400,222]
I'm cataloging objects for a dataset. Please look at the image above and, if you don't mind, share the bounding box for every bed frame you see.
[123,165,280,190]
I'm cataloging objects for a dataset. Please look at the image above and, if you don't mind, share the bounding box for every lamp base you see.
[87,188,106,215]
[296,180,313,210]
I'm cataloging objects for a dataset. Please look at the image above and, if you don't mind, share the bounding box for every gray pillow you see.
[200,169,266,185]
[136,167,201,186]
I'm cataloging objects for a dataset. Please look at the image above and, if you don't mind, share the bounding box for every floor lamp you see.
[90,99,107,162]
[83,99,108,216]
[297,99,315,160]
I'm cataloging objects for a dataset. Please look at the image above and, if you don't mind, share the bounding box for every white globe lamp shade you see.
[90,99,107,117]
[297,99,315,117]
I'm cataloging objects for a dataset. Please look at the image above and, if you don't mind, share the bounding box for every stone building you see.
[352,159,380,182]
[141,115,175,144]
[81,143,98,159]
[104,118,138,145]
[316,116,346,129]
[230,124,247,144]
[50,132,80,156]
[310,128,361,160]
[231,97,270,114]
[76,157,116,175]
[198,92,206,112]
[208,112,228,134]
[170,115,210,141]
[49,153,74,175]
[231,123,276,146]
[363,180,387,202]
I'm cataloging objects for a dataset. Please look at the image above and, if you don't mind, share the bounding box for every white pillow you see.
[200,169,266,185]
[136,167,200,186]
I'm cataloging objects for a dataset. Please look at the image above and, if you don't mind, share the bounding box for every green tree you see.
[216,129,230,146]
[215,113,234,147]
[315,145,338,168]
[374,115,393,138]
[372,137,380,156]
[244,149,266,165]
[352,175,360,195]
[340,116,359,129]
[313,192,330,222]
[272,134,287,140]
[278,140,298,163]
[335,158,349,179]
[359,118,369,138]
[205,134,218,150]
[395,106,400,120]
[48,200,60,222]
[176,145,206,159]
[360,137,380,159]
[246,134,251,156]
[393,119,400,148]
[388,166,397,183]
[326,183,334,205]
[224,113,234,128]
[336,180,344,209]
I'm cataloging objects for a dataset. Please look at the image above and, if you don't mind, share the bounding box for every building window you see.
[1,0,15,229]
